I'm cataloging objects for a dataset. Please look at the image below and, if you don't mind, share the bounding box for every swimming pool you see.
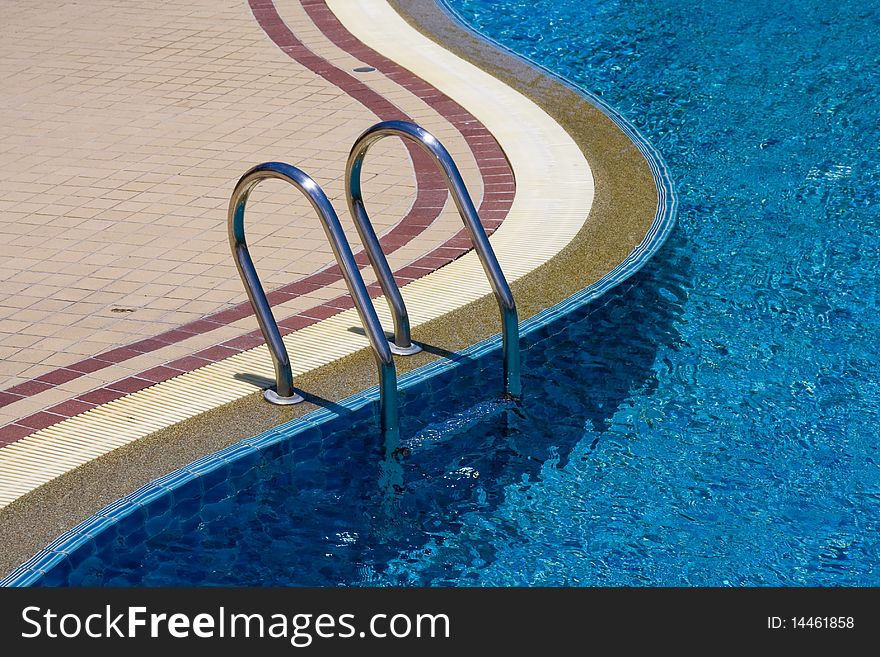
[14,0,880,585]
[436,0,880,584]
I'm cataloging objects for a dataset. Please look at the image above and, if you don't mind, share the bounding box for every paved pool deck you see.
[0,0,661,576]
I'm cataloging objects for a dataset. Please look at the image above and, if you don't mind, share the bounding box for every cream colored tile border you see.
[0,0,593,508]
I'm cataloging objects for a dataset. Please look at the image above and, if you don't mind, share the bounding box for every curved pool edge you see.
[0,0,676,586]
[435,5,680,260]
[0,111,676,592]
[1,200,674,587]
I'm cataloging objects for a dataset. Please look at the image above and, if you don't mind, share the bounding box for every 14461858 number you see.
[768,617,854,630]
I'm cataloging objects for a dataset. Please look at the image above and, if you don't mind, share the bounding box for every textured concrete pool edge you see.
[0,0,673,580]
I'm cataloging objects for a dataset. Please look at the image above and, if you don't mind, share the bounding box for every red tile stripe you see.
[300,0,513,223]
[0,0,515,447]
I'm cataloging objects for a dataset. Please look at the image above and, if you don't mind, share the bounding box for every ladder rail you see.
[228,162,399,439]
[345,120,521,398]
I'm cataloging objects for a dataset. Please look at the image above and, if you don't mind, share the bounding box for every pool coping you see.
[0,0,675,583]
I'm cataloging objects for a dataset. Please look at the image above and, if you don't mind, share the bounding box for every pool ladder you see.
[228,121,520,440]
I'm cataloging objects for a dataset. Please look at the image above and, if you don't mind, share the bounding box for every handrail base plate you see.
[263,389,305,405]
[389,341,422,356]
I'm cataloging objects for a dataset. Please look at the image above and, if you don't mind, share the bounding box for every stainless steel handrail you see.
[228,162,399,439]
[345,120,521,397]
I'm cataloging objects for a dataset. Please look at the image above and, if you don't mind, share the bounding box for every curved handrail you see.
[345,120,521,397]
[228,162,399,439]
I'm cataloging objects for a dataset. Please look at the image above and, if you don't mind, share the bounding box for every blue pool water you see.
[30,0,880,585]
